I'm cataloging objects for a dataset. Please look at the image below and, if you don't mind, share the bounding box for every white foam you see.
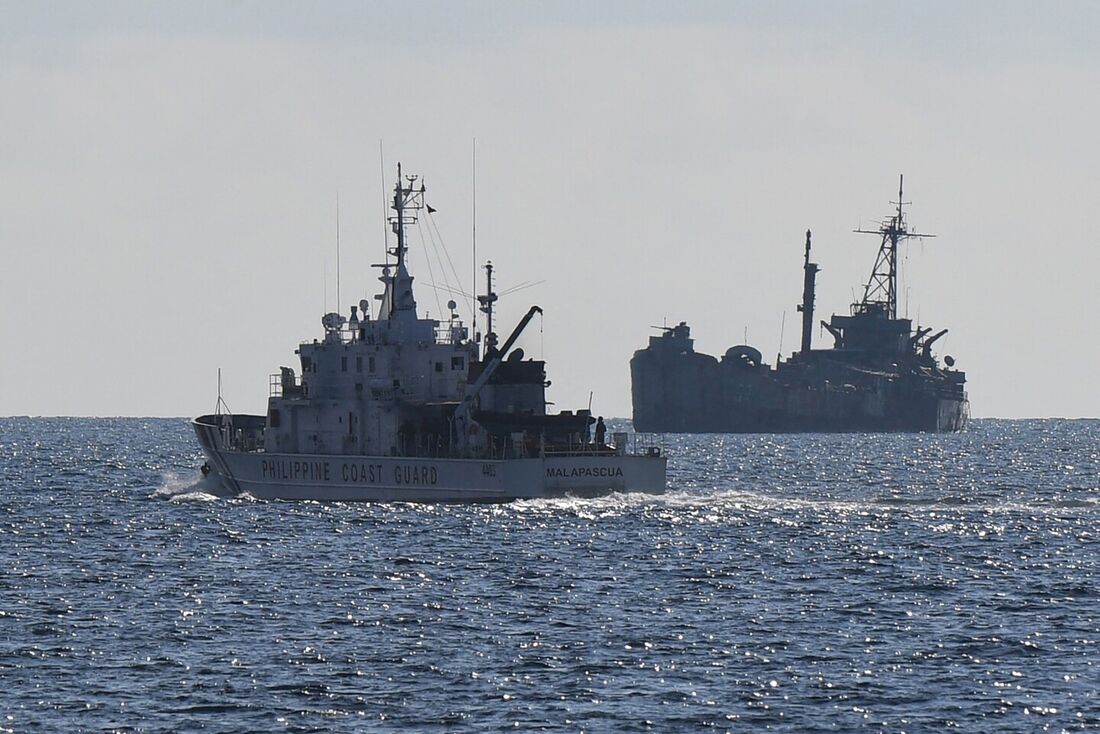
[153,471,236,501]
[167,490,220,503]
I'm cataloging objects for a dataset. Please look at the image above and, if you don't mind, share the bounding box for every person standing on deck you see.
[594,416,607,448]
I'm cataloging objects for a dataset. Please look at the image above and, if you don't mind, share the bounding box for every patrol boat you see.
[193,164,666,501]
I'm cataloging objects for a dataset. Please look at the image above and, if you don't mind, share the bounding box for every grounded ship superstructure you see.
[632,177,969,433]
[194,165,666,501]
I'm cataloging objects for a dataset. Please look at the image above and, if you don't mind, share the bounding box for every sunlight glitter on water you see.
[0,417,1097,732]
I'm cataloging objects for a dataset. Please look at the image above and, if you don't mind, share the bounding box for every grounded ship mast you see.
[852,174,934,320]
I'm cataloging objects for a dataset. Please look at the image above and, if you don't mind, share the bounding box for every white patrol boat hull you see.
[194,420,666,502]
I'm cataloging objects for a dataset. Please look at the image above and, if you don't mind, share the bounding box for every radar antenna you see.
[388,163,426,273]
[372,163,426,319]
[852,174,934,320]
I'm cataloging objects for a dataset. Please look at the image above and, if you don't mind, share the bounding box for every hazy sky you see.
[2,1,1097,418]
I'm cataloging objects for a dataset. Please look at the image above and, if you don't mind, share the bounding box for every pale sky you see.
[2,1,1097,418]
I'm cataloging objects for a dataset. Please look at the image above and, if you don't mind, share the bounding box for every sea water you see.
[1,418,1097,732]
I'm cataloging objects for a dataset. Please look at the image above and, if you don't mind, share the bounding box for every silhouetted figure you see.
[594,416,606,447]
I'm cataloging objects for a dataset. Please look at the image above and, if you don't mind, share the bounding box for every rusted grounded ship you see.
[631,177,969,433]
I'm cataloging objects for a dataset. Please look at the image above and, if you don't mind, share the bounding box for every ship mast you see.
[378,163,426,320]
[853,175,934,320]
[477,260,499,357]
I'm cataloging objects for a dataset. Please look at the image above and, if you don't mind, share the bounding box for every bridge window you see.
[435,362,443,373]
[356,356,363,372]
[341,357,347,372]
[451,356,465,370]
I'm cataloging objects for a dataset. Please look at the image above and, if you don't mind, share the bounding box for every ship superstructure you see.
[631,177,969,433]
[195,164,666,500]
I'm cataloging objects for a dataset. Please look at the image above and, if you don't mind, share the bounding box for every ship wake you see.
[513,485,1100,519]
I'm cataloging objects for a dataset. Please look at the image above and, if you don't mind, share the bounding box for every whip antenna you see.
[472,137,478,355]
[379,140,389,255]
[336,192,341,313]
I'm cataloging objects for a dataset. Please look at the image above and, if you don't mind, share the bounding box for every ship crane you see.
[452,305,543,454]
[908,326,933,349]
[921,328,949,360]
